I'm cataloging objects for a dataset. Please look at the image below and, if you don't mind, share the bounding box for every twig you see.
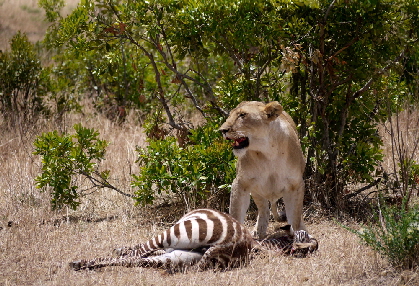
[361,190,378,203]
[377,197,388,234]
[80,170,135,198]
[324,0,336,22]
[344,178,381,200]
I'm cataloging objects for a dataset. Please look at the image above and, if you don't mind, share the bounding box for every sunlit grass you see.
[0,109,415,285]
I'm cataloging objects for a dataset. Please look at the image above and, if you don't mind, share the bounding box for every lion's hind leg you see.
[271,200,287,222]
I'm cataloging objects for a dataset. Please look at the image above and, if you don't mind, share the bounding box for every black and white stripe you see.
[254,229,318,257]
[69,209,317,271]
[70,209,254,271]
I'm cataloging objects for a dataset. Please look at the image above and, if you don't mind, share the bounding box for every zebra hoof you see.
[113,248,124,257]
[69,260,83,271]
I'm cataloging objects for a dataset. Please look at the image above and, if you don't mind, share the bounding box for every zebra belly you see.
[145,249,203,267]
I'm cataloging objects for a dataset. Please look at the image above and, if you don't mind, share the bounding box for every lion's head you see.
[219,101,285,156]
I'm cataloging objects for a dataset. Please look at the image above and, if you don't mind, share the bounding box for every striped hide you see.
[70,209,254,271]
[254,229,318,258]
[69,209,317,272]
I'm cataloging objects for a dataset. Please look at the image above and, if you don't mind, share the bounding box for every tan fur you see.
[220,101,307,238]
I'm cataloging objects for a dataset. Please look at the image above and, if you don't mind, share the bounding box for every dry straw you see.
[1,110,415,286]
[0,1,418,283]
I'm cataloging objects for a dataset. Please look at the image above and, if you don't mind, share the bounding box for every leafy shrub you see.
[354,201,419,269]
[33,124,109,210]
[132,121,235,210]
[39,0,419,214]
[0,32,51,126]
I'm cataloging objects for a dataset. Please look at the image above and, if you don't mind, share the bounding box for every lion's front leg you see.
[252,194,270,239]
[283,181,306,234]
[229,179,250,224]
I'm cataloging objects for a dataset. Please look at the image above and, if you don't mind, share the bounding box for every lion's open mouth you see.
[231,137,249,149]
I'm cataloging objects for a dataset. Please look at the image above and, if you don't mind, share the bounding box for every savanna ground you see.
[1,111,410,286]
[1,1,419,285]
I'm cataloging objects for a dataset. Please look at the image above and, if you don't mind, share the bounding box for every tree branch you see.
[324,0,336,22]
[344,178,381,200]
[80,170,135,198]
[327,36,359,62]
[352,49,407,100]
[149,20,228,118]
[107,3,179,130]
[123,31,187,131]
[108,0,228,119]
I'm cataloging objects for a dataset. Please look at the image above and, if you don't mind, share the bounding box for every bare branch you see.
[327,36,359,62]
[123,32,187,131]
[108,0,228,119]
[324,0,336,22]
[188,68,229,117]
[336,80,353,142]
[149,21,228,118]
[80,170,135,198]
[155,11,177,69]
[209,35,244,72]
[352,49,407,100]
[180,79,207,118]
[344,178,381,200]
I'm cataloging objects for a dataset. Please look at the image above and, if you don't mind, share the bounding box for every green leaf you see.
[33,124,108,210]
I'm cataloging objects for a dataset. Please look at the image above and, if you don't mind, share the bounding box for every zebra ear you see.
[264,101,283,120]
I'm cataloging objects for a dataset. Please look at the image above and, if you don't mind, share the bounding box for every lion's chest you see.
[236,152,297,199]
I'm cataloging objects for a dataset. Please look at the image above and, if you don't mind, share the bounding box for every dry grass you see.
[1,1,419,285]
[0,0,79,50]
[379,109,419,174]
[1,111,418,286]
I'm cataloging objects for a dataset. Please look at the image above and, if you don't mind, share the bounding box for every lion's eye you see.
[238,113,246,118]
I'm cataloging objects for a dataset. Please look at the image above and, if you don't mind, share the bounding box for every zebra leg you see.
[253,230,318,257]
[151,249,203,270]
[195,243,249,270]
[254,235,294,254]
[69,256,151,271]
[112,246,135,257]
[69,250,203,271]
[112,246,165,258]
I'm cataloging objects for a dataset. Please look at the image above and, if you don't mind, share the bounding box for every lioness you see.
[220,101,306,238]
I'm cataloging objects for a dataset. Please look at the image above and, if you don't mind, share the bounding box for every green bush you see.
[37,0,419,214]
[33,124,109,210]
[0,32,50,125]
[34,120,235,211]
[132,121,235,210]
[354,201,419,269]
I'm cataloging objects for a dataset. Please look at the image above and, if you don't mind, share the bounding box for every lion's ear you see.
[264,101,283,120]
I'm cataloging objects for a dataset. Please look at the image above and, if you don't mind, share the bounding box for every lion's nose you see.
[219,128,229,134]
